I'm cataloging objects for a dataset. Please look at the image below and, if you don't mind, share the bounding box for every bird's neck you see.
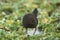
[32,13,37,18]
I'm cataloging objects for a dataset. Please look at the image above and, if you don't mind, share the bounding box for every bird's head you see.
[32,8,38,17]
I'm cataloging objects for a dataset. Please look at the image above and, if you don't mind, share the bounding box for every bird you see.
[22,8,38,35]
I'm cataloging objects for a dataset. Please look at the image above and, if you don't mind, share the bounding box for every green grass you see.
[0,0,60,40]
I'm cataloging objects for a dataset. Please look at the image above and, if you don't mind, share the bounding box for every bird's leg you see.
[26,28,28,34]
[33,28,36,35]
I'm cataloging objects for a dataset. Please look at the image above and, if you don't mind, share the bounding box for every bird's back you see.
[22,14,38,28]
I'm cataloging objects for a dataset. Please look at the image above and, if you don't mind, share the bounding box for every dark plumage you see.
[22,8,38,35]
